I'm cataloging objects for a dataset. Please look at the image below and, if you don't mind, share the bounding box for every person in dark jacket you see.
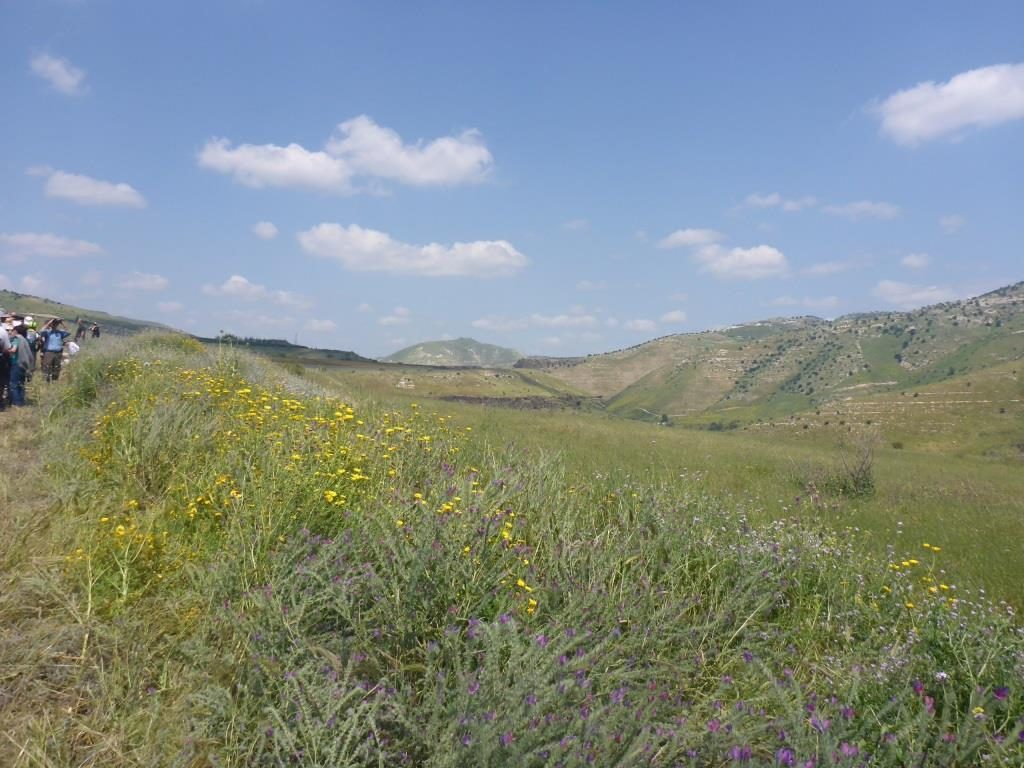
[8,322,34,406]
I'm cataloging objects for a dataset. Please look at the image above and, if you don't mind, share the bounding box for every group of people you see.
[0,311,89,410]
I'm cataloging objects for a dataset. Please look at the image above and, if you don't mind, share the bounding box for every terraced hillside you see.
[522,281,1024,424]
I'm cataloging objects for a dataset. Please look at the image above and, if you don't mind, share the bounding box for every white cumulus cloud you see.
[30,53,86,94]
[901,253,931,269]
[325,115,492,186]
[202,274,311,309]
[694,244,789,279]
[199,115,493,192]
[873,280,956,308]
[298,223,527,278]
[0,232,103,260]
[657,228,724,249]
[116,271,168,291]
[33,168,146,208]
[822,201,901,220]
[253,221,279,240]
[874,63,1024,146]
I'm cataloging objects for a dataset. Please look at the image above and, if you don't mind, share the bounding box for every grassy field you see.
[2,336,1022,766]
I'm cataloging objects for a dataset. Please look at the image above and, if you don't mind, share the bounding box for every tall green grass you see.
[1,335,1022,766]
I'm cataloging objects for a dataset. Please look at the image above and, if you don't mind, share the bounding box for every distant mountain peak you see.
[384,337,523,368]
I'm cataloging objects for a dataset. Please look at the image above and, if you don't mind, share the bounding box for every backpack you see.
[12,336,35,371]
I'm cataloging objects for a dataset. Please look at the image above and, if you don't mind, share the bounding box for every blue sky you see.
[2,1,1022,357]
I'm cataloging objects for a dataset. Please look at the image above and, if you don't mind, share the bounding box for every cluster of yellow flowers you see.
[885,542,955,611]
[67,357,541,616]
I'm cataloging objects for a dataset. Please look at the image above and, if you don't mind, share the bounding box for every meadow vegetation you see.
[2,334,1022,766]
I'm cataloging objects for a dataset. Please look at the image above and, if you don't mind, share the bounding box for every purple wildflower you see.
[535,633,549,648]
[841,706,855,720]
[839,742,859,757]
[461,733,472,747]
[468,679,480,696]
[775,748,796,766]
[912,679,924,695]
[743,650,754,663]
[728,745,752,762]
[707,718,722,733]
[610,686,628,705]
[810,716,830,733]
[498,613,512,624]
[500,731,514,747]
[525,693,538,707]
[994,686,1009,701]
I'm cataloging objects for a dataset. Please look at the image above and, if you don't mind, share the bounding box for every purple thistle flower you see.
[728,745,752,762]
[994,686,1009,701]
[579,704,590,720]
[912,679,924,695]
[923,695,935,715]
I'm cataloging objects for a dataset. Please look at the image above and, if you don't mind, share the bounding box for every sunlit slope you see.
[384,337,523,367]
[0,289,172,335]
[526,281,1024,422]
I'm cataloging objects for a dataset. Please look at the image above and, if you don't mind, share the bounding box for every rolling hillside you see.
[0,289,172,335]
[520,281,1024,424]
[384,337,523,367]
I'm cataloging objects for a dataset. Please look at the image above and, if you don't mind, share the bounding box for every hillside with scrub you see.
[520,281,1024,427]
[2,334,1023,766]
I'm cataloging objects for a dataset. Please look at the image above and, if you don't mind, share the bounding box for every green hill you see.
[384,337,523,367]
[520,281,1024,425]
[0,289,172,335]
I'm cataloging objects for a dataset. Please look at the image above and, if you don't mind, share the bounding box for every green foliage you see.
[2,338,1023,767]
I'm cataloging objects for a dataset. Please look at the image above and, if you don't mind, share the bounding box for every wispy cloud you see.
[900,253,931,269]
[378,307,411,326]
[29,167,146,208]
[873,63,1024,146]
[202,274,311,309]
[199,115,493,192]
[298,223,527,277]
[872,279,955,308]
[822,200,900,220]
[0,232,103,260]
[116,271,168,291]
[939,214,966,233]
[656,228,724,249]
[660,309,687,323]
[770,295,840,310]
[30,53,86,95]
[624,318,657,332]
[804,260,856,276]
[745,192,817,212]
[252,221,279,240]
